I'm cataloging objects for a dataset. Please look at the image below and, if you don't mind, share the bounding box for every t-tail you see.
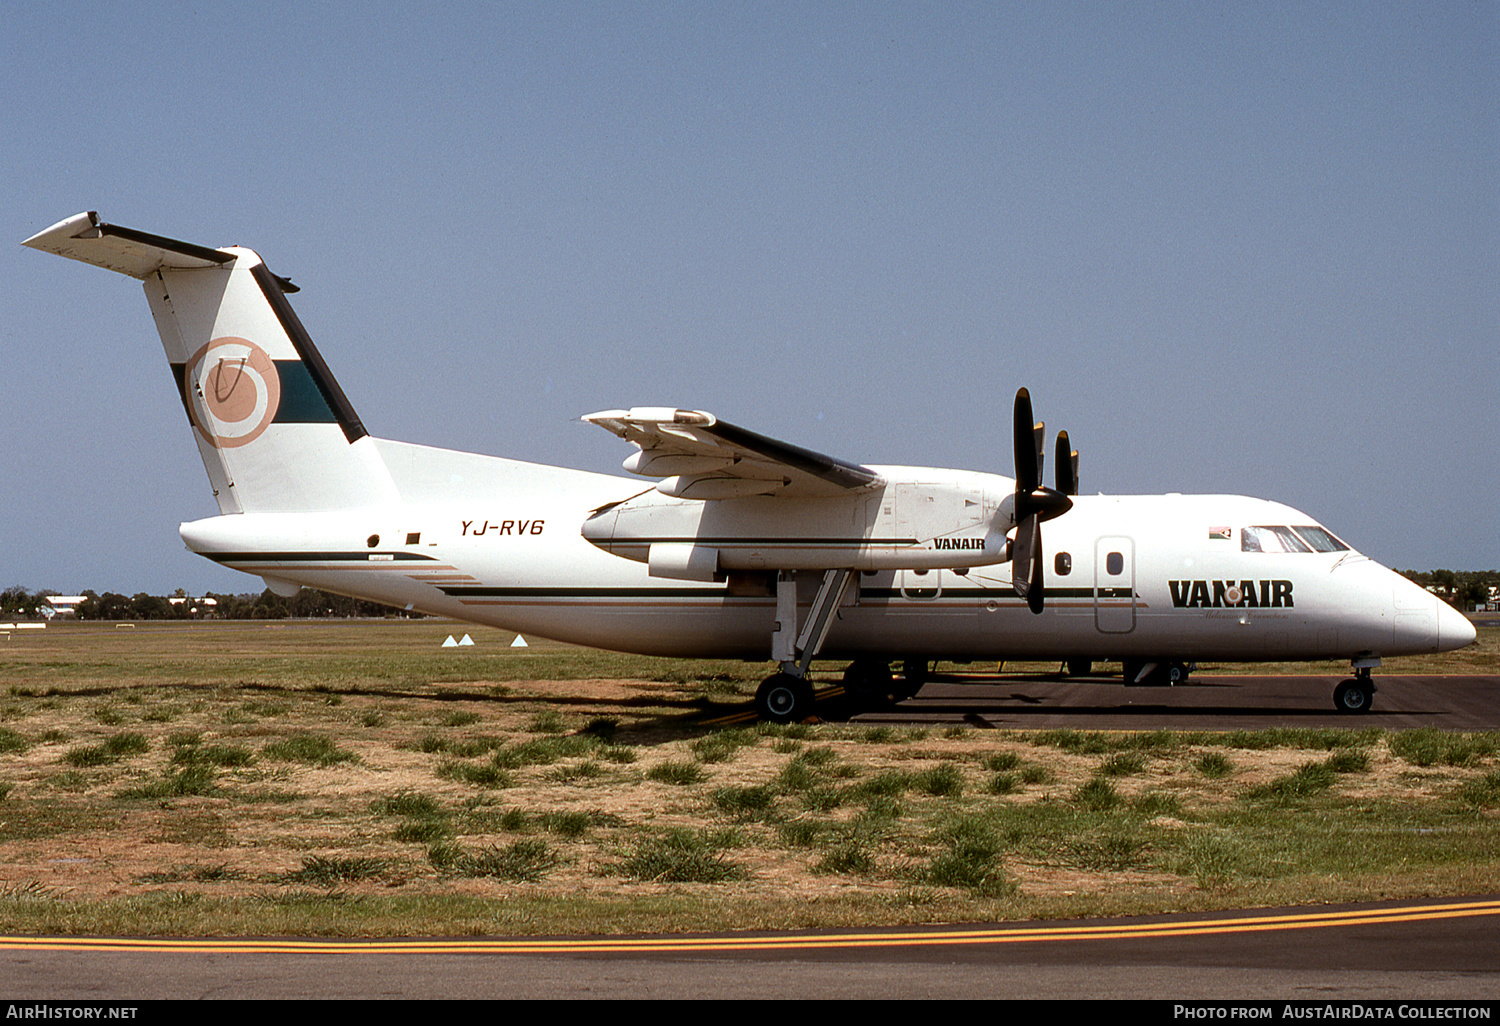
[22,212,397,514]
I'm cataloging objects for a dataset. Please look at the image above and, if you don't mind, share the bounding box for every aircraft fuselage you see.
[178,441,1468,666]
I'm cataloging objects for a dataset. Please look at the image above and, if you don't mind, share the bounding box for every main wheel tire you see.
[1333,679,1373,714]
[842,659,896,709]
[756,673,814,723]
[1166,662,1191,684]
[897,657,929,701]
[1066,659,1091,678]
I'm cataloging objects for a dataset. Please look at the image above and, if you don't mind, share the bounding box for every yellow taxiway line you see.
[0,899,1495,957]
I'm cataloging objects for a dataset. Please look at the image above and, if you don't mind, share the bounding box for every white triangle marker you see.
[442,635,457,647]
[459,634,474,646]
[510,634,529,648]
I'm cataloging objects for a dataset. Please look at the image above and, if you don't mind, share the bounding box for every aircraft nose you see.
[1438,601,1477,652]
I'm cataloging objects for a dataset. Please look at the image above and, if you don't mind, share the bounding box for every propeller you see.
[1010,388,1075,614]
[1056,429,1079,497]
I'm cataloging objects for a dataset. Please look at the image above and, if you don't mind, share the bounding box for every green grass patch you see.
[983,752,1021,772]
[1456,770,1500,808]
[64,732,149,767]
[1066,831,1151,871]
[547,760,605,783]
[846,770,910,799]
[261,734,357,767]
[913,763,964,797]
[0,729,33,753]
[691,730,754,764]
[1171,831,1243,888]
[620,829,745,883]
[1131,792,1182,817]
[1244,761,1337,804]
[116,764,219,799]
[814,838,876,876]
[537,811,597,838]
[370,792,444,818]
[987,772,1018,795]
[1098,753,1146,777]
[282,855,388,885]
[393,819,451,843]
[436,760,514,788]
[492,735,598,768]
[924,820,1012,897]
[173,742,254,768]
[1195,752,1233,778]
[1019,764,1053,785]
[528,711,566,734]
[1071,778,1120,811]
[646,760,707,786]
[1390,730,1498,768]
[711,784,778,820]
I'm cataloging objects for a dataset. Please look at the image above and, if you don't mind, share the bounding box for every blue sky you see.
[3,2,1495,595]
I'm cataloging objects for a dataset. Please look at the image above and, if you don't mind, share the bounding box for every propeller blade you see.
[1027,532,1045,615]
[1014,388,1039,495]
[1010,515,1047,615]
[1056,430,1079,496]
[1011,515,1038,597]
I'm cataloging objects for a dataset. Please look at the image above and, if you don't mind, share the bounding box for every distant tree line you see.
[2,585,411,621]
[1396,570,1498,611]
[1,586,50,619]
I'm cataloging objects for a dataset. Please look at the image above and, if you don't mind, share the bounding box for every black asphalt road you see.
[840,674,1500,730]
[2,897,1496,999]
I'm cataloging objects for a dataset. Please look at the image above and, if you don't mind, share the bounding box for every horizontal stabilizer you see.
[22,212,234,279]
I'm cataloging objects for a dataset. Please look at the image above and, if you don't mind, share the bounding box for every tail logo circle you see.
[184,337,281,448]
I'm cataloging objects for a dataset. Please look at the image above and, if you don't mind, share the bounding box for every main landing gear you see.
[839,657,926,710]
[754,568,855,723]
[1332,657,1379,714]
[1121,659,1193,685]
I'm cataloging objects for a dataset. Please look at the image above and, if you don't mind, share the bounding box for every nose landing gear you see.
[1332,657,1374,714]
[1332,657,1379,714]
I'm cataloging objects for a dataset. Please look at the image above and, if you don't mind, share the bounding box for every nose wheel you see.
[1333,669,1375,714]
[1332,659,1378,713]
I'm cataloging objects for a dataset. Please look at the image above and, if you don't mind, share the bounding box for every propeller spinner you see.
[1010,388,1076,614]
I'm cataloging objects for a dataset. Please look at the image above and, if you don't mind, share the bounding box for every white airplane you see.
[23,212,1476,721]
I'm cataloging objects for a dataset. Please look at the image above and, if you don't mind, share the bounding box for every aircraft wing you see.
[583,408,884,500]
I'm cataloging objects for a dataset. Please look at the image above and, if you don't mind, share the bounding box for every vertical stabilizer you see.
[23,212,397,513]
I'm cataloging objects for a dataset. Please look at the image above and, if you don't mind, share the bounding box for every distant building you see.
[43,596,87,618]
[169,595,219,617]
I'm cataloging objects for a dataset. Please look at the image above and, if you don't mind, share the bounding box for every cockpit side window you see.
[1241,526,1312,553]
[1292,526,1349,552]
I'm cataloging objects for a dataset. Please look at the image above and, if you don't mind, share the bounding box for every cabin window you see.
[1106,551,1123,575]
[406,532,421,545]
[366,534,380,548]
[1054,552,1072,576]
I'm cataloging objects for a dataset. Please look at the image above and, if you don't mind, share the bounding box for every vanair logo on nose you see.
[184,337,281,448]
[1169,579,1294,608]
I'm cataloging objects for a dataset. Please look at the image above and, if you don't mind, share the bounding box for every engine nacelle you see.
[582,468,1015,576]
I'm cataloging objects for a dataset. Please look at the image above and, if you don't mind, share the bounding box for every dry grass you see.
[0,619,1494,938]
